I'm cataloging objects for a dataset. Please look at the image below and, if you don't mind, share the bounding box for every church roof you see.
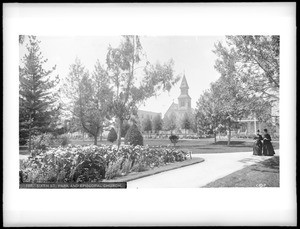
[178,94,191,99]
[180,75,189,89]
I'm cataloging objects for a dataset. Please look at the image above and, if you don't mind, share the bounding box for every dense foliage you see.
[31,133,70,152]
[63,58,111,145]
[106,35,180,147]
[169,135,179,146]
[124,124,144,146]
[19,144,190,183]
[107,128,118,143]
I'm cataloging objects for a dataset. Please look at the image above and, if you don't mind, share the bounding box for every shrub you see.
[124,124,144,146]
[169,135,179,146]
[107,127,118,143]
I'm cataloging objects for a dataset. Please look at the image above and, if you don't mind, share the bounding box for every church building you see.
[164,75,194,124]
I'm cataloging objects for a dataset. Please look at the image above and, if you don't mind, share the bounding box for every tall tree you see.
[106,35,180,147]
[196,90,222,143]
[210,75,250,145]
[213,35,279,104]
[19,36,59,151]
[63,58,111,145]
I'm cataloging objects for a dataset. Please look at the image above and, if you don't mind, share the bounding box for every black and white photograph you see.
[18,35,280,188]
[3,2,296,226]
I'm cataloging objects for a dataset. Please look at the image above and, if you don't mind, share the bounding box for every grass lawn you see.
[19,138,279,155]
[203,156,280,188]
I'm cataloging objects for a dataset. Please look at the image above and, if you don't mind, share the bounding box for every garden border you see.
[104,157,205,183]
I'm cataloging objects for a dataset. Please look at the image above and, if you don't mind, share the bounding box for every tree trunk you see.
[28,128,32,153]
[94,134,97,145]
[227,126,231,146]
[117,118,123,148]
[100,130,103,142]
[214,132,217,143]
[28,113,32,153]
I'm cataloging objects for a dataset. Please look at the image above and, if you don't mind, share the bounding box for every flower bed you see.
[19,144,191,183]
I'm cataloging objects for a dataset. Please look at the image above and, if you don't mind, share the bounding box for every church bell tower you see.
[178,75,191,110]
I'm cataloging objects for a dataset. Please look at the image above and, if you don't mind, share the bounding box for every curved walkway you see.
[127,150,279,188]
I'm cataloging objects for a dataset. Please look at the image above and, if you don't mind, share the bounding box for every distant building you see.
[137,110,162,124]
[237,100,279,137]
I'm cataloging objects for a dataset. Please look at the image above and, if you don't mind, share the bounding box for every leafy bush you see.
[169,135,179,146]
[20,144,190,183]
[31,133,55,150]
[107,127,118,143]
[124,124,143,146]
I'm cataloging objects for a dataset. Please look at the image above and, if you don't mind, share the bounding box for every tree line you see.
[139,111,196,137]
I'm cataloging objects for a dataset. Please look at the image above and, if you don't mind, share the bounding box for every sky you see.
[19,35,226,116]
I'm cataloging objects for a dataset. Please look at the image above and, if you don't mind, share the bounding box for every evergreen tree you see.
[124,124,144,146]
[107,127,118,143]
[19,36,59,150]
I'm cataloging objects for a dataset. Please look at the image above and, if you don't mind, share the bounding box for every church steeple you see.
[180,75,189,90]
[178,74,191,110]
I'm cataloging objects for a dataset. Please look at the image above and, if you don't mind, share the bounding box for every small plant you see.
[107,127,118,143]
[124,124,144,146]
[169,135,179,146]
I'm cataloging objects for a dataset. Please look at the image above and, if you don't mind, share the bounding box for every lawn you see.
[19,138,279,155]
[203,156,280,187]
[69,138,279,154]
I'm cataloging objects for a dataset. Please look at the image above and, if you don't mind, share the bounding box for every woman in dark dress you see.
[262,129,275,156]
[253,130,263,155]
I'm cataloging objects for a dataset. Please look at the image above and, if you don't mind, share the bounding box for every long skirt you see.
[253,141,262,155]
[262,141,275,156]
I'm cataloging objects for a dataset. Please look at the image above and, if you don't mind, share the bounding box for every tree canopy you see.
[106,35,180,147]
[213,35,279,104]
[63,58,111,145]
